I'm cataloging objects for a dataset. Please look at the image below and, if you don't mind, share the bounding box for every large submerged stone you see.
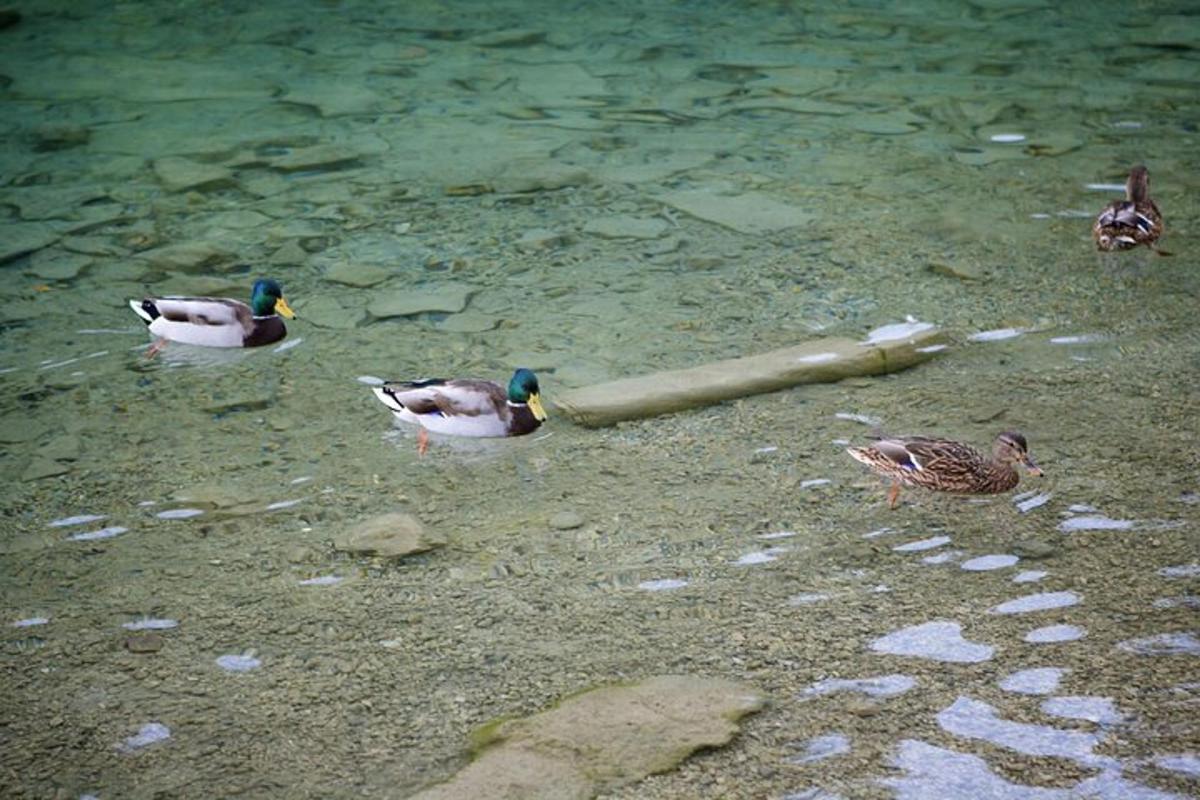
[334,512,444,559]
[411,675,764,800]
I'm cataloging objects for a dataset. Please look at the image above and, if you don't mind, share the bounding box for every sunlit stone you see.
[47,514,105,528]
[638,578,688,592]
[802,674,916,698]
[1158,564,1200,579]
[787,592,831,606]
[999,667,1066,695]
[156,508,204,520]
[298,576,343,586]
[787,733,850,764]
[1040,696,1123,725]
[118,722,170,753]
[1015,492,1052,513]
[12,617,49,628]
[1117,632,1200,656]
[961,555,1018,572]
[122,618,178,631]
[936,696,1112,767]
[882,739,1072,799]
[70,526,128,541]
[969,328,1024,342]
[216,653,262,672]
[870,621,993,663]
[893,535,951,553]
[1059,515,1134,532]
[991,591,1080,615]
[1025,624,1086,644]
[1013,570,1048,583]
[923,550,965,565]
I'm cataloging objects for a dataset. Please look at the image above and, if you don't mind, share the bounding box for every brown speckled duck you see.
[1092,165,1166,254]
[847,431,1042,509]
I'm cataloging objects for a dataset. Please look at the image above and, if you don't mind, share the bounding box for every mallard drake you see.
[1093,165,1166,254]
[846,431,1042,509]
[372,368,546,454]
[129,279,296,349]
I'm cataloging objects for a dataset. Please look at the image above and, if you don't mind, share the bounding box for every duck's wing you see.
[148,296,253,328]
[375,378,506,418]
[871,436,979,472]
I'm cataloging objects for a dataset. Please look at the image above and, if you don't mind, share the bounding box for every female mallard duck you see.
[129,278,296,349]
[1093,165,1166,254]
[847,431,1042,509]
[372,368,546,454]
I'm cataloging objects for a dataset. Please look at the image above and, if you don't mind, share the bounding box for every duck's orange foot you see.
[144,339,168,359]
[417,428,429,457]
[887,483,901,509]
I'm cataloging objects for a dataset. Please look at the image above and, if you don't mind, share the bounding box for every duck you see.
[846,431,1042,509]
[129,278,296,349]
[1092,165,1166,254]
[372,368,546,454]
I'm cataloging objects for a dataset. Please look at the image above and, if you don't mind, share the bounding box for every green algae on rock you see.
[411,675,765,800]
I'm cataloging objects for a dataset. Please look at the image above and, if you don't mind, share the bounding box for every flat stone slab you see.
[582,215,669,240]
[296,295,366,330]
[1,222,60,263]
[153,157,234,192]
[368,283,476,318]
[323,262,392,288]
[334,512,445,559]
[411,675,764,799]
[658,189,810,235]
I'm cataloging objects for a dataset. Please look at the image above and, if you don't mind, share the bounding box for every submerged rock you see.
[334,512,445,559]
[152,157,234,192]
[411,675,764,799]
[368,284,476,318]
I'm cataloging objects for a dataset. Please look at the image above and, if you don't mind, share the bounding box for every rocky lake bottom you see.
[2,0,1199,798]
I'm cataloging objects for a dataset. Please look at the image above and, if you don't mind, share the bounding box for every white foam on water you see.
[122,618,178,631]
[1030,212,1052,219]
[1016,492,1053,513]
[216,653,262,672]
[1013,570,1048,583]
[273,337,303,352]
[802,674,916,698]
[1158,564,1200,579]
[862,526,894,539]
[1117,632,1200,656]
[1068,503,1098,513]
[13,616,49,628]
[797,352,840,364]
[961,554,1019,572]
[1050,333,1105,344]
[754,445,778,454]
[835,411,882,426]
[735,548,786,565]
[637,578,688,591]
[156,508,204,520]
[882,739,1071,799]
[1085,182,1128,192]
[289,476,314,485]
[915,344,948,353]
[1154,754,1200,777]
[118,722,171,752]
[923,550,966,564]
[862,320,935,345]
[1041,696,1124,726]
[356,375,386,386]
[991,591,1080,615]
[69,526,129,541]
[800,478,831,489]
[990,133,1026,143]
[1111,120,1144,129]
[870,620,994,663]
[788,733,851,765]
[298,576,343,586]
[937,695,1113,767]
[1025,624,1086,644]
[1153,596,1200,610]
[1059,515,1134,532]
[48,514,106,528]
[758,531,797,540]
[969,327,1025,342]
[266,499,303,510]
[788,592,831,606]
[1000,667,1067,695]
[893,535,951,553]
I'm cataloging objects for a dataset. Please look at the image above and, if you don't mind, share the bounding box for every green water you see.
[2,1,1198,797]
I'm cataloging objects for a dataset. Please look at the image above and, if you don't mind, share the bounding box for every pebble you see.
[549,510,584,530]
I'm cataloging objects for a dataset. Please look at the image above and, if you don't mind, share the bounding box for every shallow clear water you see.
[2,1,1198,798]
